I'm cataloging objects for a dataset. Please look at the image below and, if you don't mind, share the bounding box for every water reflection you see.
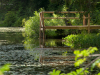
[44,39,65,47]
[0,32,24,45]
[0,32,75,75]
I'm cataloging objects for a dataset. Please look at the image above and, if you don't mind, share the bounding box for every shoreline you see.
[0,27,25,32]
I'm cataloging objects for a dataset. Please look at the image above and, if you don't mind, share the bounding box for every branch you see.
[77,56,100,75]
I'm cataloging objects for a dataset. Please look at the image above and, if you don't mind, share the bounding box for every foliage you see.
[24,9,66,38]
[45,30,57,38]
[64,33,100,48]
[24,8,86,38]
[3,11,17,27]
[14,17,23,27]
[74,47,98,67]
[0,0,100,27]
[65,0,99,11]
[44,13,65,26]
[0,64,10,75]
[24,37,39,60]
[91,59,100,71]
[49,47,99,75]
[62,51,67,56]
[24,11,40,38]
[0,32,24,44]
[98,73,100,75]
[91,10,100,25]
[0,0,49,27]
[3,11,24,27]
[66,68,89,75]
[49,69,66,75]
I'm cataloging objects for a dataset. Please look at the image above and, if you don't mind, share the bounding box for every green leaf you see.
[49,69,61,75]
[0,71,3,75]
[0,64,10,73]
[71,71,77,75]
[56,70,61,75]
[76,68,83,74]
[91,59,100,71]
[74,58,86,67]
[62,51,67,56]
[74,50,80,55]
[97,73,100,75]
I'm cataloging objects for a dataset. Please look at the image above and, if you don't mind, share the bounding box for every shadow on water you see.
[0,32,76,75]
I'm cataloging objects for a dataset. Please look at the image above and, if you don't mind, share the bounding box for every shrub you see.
[24,9,66,38]
[64,33,100,48]
[24,11,40,38]
[3,11,17,27]
[14,17,23,27]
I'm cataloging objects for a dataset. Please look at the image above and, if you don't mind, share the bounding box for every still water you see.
[0,31,76,75]
[0,29,99,75]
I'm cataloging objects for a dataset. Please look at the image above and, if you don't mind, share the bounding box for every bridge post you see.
[88,13,90,33]
[83,14,86,26]
[39,12,45,48]
[39,12,42,39]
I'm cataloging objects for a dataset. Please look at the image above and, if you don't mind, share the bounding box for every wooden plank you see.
[90,25,100,29]
[44,17,80,19]
[83,15,86,26]
[44,17,89,19]
[44,26,88,29]
[43,61,75,64]
[41,54,100,60]
[88,13,90,33]
[43,61,75,66]
[42,56,75,60]
[42,11,84,14]
[44,25,100,29]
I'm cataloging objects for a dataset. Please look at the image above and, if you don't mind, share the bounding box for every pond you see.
[0,28,76,75]
[0,28,98,75]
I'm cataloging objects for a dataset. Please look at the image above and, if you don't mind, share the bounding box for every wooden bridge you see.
[39,11,100,40]
[39,11,100,66]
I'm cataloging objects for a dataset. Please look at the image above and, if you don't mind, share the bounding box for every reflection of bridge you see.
[39,11,100,66]
[38,47,100,66]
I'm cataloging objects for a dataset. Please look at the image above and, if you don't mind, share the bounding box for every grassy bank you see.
[0,27,25,32]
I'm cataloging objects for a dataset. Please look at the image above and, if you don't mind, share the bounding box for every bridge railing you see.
[39,11,100,40]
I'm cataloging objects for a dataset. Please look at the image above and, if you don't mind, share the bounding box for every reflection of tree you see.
[45,39,65,47]
[0,32,24,45]
[24,37,39,60]
[55,41,64,46]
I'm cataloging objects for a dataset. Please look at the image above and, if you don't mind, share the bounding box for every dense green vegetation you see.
[0,0,100,27]
[23,0,100,38]
[0,0,49,27]
[0,0,100,39]
[0,0,100,74]
[64,33,100,49]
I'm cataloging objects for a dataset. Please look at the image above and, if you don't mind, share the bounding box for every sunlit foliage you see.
[49,47,100,75]
[64,33,100,48]
[0,64,10,75]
